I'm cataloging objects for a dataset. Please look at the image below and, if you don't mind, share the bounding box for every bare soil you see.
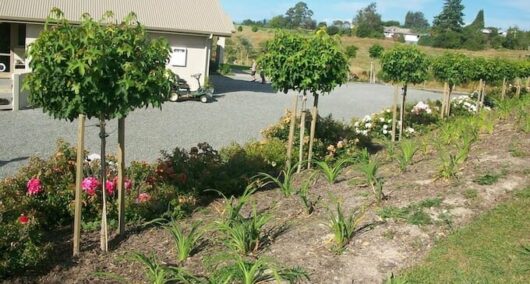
[7,119,530,284]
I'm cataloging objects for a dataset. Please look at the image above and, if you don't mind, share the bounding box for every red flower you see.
[18,214,29,225]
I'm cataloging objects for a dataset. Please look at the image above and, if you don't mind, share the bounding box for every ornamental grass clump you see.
[359,158,385,204]
[166,221,204,263]
[396,139,419,172]
[328,203,365,253]
[209,254,309,284]
[217,206,271,255]
[314,157,353,184]
[256,162,298,196]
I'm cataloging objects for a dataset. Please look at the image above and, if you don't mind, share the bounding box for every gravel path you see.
[0,74,440,178]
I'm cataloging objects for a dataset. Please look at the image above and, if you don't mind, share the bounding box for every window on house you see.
[17,24,26,47]
[170,47,187,67]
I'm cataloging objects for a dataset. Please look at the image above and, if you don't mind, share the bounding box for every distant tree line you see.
[237,0,529,51]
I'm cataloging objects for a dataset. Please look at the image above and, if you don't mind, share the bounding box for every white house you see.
[384,26,420,44]
[0,0,234,110]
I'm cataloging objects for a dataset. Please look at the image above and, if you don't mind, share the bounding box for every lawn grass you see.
[399,187,530,283]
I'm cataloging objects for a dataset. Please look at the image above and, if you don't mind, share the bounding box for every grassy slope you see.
[236,25,529,75]
[399,187,530,283]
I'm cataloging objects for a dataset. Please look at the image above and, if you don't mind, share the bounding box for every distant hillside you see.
[233,25,529,75]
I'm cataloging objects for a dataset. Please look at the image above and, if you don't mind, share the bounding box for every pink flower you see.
[136,193,151,203]
[82,177,100,196]
[26,178,43,196]
[105,180,115,195]
[111,177,133,192]
[18,214,29,225]
[124,179,133,191]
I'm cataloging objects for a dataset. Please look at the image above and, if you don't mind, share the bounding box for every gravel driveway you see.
[0,74,440,178]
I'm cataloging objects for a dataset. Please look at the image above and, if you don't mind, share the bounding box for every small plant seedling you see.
[396,139,419,172]
[463,189,479,200]
[378,198,442,226]
[314,158,352,184]
[473,173,502,186]
[208,185,257,224]
[327,203,365,253]
[166,221,204,263]
[297,173,320,215]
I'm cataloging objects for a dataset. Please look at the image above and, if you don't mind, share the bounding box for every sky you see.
[220,0,530,30]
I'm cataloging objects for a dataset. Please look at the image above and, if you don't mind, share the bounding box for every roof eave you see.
[0,16,233,37]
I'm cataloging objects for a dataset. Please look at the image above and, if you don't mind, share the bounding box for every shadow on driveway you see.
[211,75,276,95]
[0,156,29,168]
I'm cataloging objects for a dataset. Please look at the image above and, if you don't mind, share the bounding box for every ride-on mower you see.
[170,73,214,103]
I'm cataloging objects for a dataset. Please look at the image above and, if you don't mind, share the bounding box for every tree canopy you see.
[404,11,430,31]
[380,45,429,85]
[353,3,384,38]
[25,10,172,121]
[258,30,349,95]
[368,44,385,59]
[431,52,472,87]
[285,2,315,29]
[433,0,465,33]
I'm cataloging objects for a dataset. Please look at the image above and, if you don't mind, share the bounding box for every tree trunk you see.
[286,95,299,170]
[446,84,453,117]
[99,116,109,252]
[297,95,307,173]
[370,61,374,84]
[73,114,85,256]
[440,82,448,119]
[117,118,125,236]
[307,93,319,170]
[399,85,407,140]
[501,77,507,100]
[391,85,399,142]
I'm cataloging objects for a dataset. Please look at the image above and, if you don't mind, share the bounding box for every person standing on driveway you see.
[250,59,257,82]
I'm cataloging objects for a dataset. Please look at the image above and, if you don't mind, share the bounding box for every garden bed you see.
[7,103,530,283]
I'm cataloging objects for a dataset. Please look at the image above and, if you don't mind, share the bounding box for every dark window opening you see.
[17,24,26,47]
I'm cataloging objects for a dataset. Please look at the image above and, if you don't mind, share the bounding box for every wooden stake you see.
[476,79,483,110]
[117,118,125,236]
[391,85,398,142]
[399,85,407,140]
[297,95,307,173]
[370,61,374,84]
[501,77,507,100]
[481,81,487,108]
[286,95,299,170]
[526,77,529,90]
[441,86,446,118]
[73,114,85,257]
[307,93,319,169]
[99,117,109,252]
[446,84,453,117]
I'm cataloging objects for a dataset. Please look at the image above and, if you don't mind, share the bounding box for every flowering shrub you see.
[352,101,440,141]
[0,141,192,277]
[261,110,368,160]
[451,95,479,116]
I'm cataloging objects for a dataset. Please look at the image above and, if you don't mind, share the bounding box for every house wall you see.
[150,32,211,91]
[22,24,211,90]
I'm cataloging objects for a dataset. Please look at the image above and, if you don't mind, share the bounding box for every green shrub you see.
[251,26,258,32]
[345,45,358,58]
[218,63,232,75]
